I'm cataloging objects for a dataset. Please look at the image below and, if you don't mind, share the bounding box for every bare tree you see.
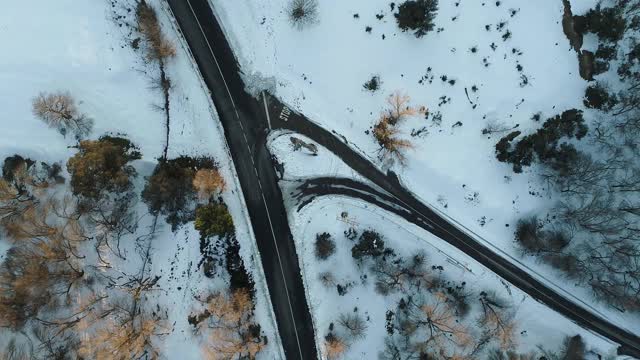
[32,91,93,139]
[386,292,475,359]
[136,0,176,63]
[559,192,627,235]
[77,308,169,359]
[482,118,518,135]
[86,193,139,259]
[338,313,368,341]
[0,237,85,330]
[382,92,427,126]
[0,178,39,232]
[319,271,336,288]
[287,0,319,29]
[75,238,168,359]
[370,252,432,295]
[478,291,517,351]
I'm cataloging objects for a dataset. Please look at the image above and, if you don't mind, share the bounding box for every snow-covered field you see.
[217,0,640,334]
[0,0,282,358]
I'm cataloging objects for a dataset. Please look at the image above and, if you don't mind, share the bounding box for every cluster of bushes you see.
[363,75,381,92]
[495,109,588,174]
[514,216,578,272]
[574,4,626,43]
[0,130,255,357]
[142,156,224,230]
[487,335,588,360]
[65,136,240,287]
[142,155,243,285]
[187,289,266,359]
[593,43,617,76]
[351,229,387,260]
[571,2,638,109]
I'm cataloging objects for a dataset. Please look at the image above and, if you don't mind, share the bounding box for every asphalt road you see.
[166,0,640,358]
[165,1,317,359]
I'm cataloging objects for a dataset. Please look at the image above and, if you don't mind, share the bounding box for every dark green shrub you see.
[195,202,234,239]
[226,236,255,294]
[495,110,587,173]
[363,76,381,92]
[584,83,618,111]
[352,230,385,260]
[2,155,35,183]
[395,0,439,38]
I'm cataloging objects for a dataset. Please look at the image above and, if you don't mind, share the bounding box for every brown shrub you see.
[373,118,414,164]
[136,1,176,62]
[193,168,226,200]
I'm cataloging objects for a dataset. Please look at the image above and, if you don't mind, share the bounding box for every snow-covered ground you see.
[287,195,620,359]
[217,0,640,333]
[269,131,624,359]
[268,130,364,181]
[214,0,581,247]
[0,0,282,358]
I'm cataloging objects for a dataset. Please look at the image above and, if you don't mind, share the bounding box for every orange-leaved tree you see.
[196,289,266,360]
[383,91,427,125]
[372,91,426,165]
[373,118,414,165]
[193,168,226,200]
[324,332,347,360]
